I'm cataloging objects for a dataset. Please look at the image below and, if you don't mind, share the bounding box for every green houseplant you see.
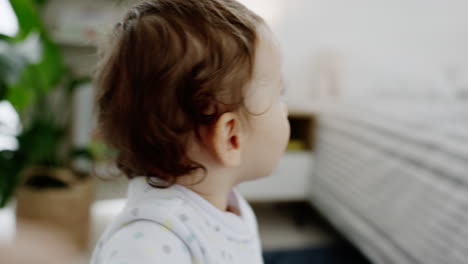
[0,0,70,208]
[0,0,97,249]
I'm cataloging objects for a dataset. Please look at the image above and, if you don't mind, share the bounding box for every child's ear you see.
[209,112,243,167]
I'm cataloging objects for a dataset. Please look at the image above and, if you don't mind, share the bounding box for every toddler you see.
[91,0,290,263]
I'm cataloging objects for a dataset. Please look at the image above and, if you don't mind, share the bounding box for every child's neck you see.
[191,187,231,212]
[177,171,239,213]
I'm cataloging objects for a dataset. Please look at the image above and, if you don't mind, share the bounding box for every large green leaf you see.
[17,118,65,166]
[0,150,25,207]
[6,67,36,111]
[8,0,43,40]
[6,0,66,113]
[0,83,6,100]
[37,38,67,93]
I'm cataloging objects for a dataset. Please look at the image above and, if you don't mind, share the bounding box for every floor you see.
[253,202,372,264]
[263,245,373,264]
[254,202,336,250]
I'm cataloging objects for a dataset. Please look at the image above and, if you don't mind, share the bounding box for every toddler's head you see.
[95,0,290,187]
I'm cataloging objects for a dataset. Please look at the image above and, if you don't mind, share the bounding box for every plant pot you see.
[15,167,95,252]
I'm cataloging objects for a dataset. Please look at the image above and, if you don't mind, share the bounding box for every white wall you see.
[240,0,468,103]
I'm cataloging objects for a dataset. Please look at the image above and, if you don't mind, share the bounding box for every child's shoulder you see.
[92,178,190,239]
[122,178,194,225]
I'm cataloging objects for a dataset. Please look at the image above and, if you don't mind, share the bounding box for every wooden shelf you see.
[288,112,317,151]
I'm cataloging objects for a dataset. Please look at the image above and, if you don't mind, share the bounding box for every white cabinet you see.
[238,151,314,201]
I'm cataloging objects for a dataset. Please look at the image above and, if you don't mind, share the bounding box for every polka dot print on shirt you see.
[90,178,264,264]
[98,221,192,264]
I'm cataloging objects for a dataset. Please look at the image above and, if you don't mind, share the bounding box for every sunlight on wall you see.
[0,0,18,37]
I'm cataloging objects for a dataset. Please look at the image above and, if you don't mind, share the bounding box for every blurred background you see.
[0,0,467,263]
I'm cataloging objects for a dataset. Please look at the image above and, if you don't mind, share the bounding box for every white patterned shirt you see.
[90,177,263,264]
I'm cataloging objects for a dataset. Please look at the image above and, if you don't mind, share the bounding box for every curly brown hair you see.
[94,0,264,185]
